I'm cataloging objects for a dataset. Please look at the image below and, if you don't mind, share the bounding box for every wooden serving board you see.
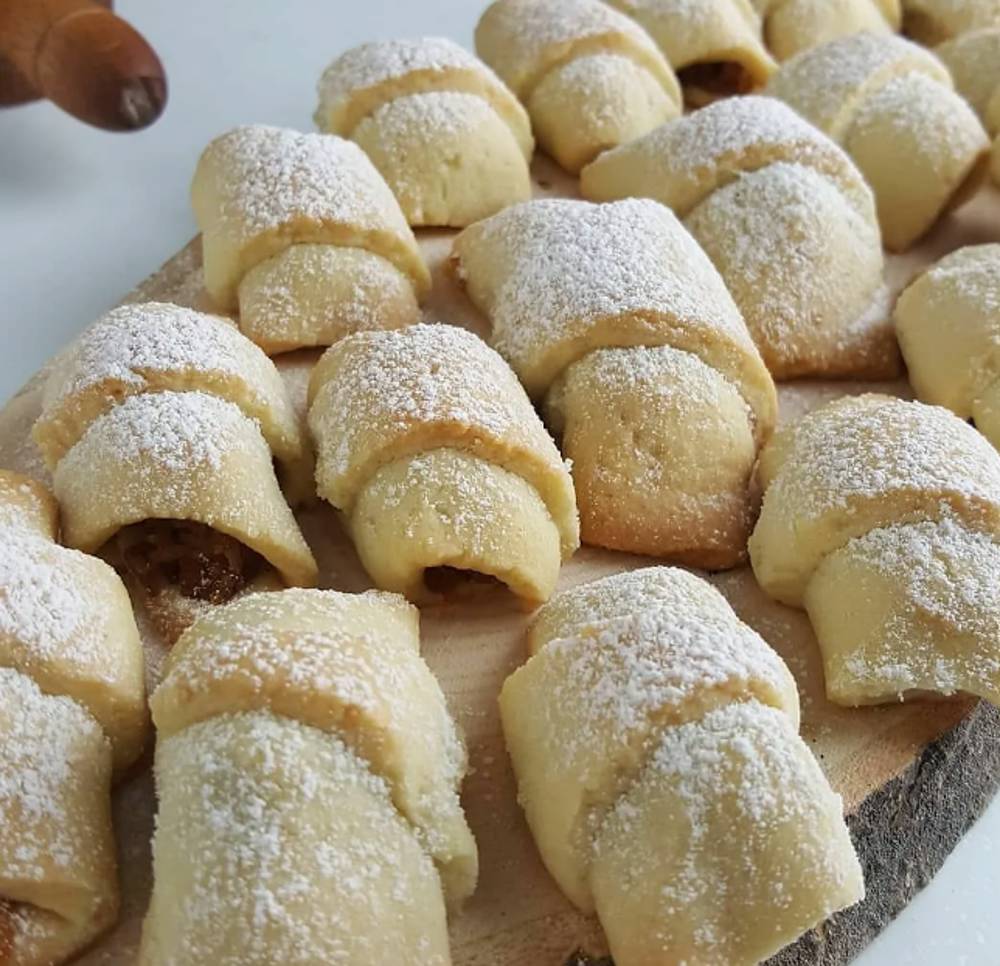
[3,159,1000,965]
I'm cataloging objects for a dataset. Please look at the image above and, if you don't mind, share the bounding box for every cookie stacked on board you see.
[4,1,1000,964]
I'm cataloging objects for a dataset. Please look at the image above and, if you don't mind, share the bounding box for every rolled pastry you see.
[315,37,533,226]
[605,0,776,103]
[750,394,1000,706]
[140,588,476,965]
[500,567,863,965]
[895,245,1000,448]
[766,32,990,250]
[753,0,900,61]
[901,0,1000,43]
[33,302,308,490]
[936,27,1000,183]
[0,470,147,965]
[451,197,777,566]
[191,124,428,353]
[582,96,896,379]
[474,0,682,173]
[307,323,578,603]
[51,390,316,641]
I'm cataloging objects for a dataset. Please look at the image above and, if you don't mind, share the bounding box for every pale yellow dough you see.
[750,394,1000,707]
[754,0,900,61]
[936,27,1000,185]
[307,324,578,604]
[0,470,147,965]
[475,0,682,173]
[582,96,894,379]
[500,568,862,966]
[895,245,1000,445]
[140,588,474,965]
[766,32,990,250]
[902,0,1000,43]
[52,391,317,590]
[191,124,428,353]
[451,197,776,566]
[33,302,307,485]
[316,38,532,226]
[606,0,776,103]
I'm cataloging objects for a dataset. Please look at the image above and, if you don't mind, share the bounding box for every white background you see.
[1,2,998,962]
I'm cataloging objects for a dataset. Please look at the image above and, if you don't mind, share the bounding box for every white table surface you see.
[1,2,997,962]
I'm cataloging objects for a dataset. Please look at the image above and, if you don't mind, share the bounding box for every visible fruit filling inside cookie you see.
[677,61,754,106]
[114,520,265,603]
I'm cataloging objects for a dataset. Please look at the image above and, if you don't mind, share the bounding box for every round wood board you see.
[2,158,999,965]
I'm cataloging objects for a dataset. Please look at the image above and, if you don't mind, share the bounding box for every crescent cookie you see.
[307,323,579,604]
[191,124,427,353]
[753,0,900,61]
[606,0,777,104]
[901,0,1000,43]
[315,37,532,226]
[936,27,1000,184]
[766,32,991,250]
[750,394,1000,707]
[452,197,776,567]
[34,302,317,642]
[475,0,682,173]
[582,96,896,379]
[140,589,476,964]
[0,470,146,965]
[500,568,863,966]
[895,245,1000,448]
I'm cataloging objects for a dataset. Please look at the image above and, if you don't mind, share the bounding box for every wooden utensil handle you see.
[0,0,166,130]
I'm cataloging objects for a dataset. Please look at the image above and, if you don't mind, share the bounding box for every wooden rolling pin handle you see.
[0,0,167,131]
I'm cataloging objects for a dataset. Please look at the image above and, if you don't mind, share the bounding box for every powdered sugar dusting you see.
[477,0,668,97]
[0,528,117,684]
[592,701,860,958]
[457,198,758,400]
[308,323,570,521]
[817,515,1000,701]
[686,160,886,375]
[147,712,448,964]
[0,668,112,960]
[765,31,949,139]
[200,125,412,250]
[36,302,298,466]
[58,391,255,478]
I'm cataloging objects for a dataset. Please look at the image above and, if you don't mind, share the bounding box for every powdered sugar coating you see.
[0,668,114,961]
[476,0,675,98]
[750,395,1000,603]
[583,95,876,221]
[144,712,449,965]
[200,125,409,241]
[152,587,471,881]
[319,37,493,110]
[686,160,887,376]
[58,390,255,479]
[0,530,117,686]
[453,197,774,432]
[523,605,798,774]
[813,515,1000,700]
[316,36,528,141]
[308,323,577,549]
[528,565,743,653]
[591,700,861,961]
[192,124,427,306]
[765,31,950,139]
[35,301,301,468]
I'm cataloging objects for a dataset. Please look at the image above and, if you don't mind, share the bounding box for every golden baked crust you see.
[766,32,990,250]
[475,0,682,172]
[308,324,578,603]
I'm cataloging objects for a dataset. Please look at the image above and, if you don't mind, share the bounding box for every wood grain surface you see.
[2,159,999,965]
